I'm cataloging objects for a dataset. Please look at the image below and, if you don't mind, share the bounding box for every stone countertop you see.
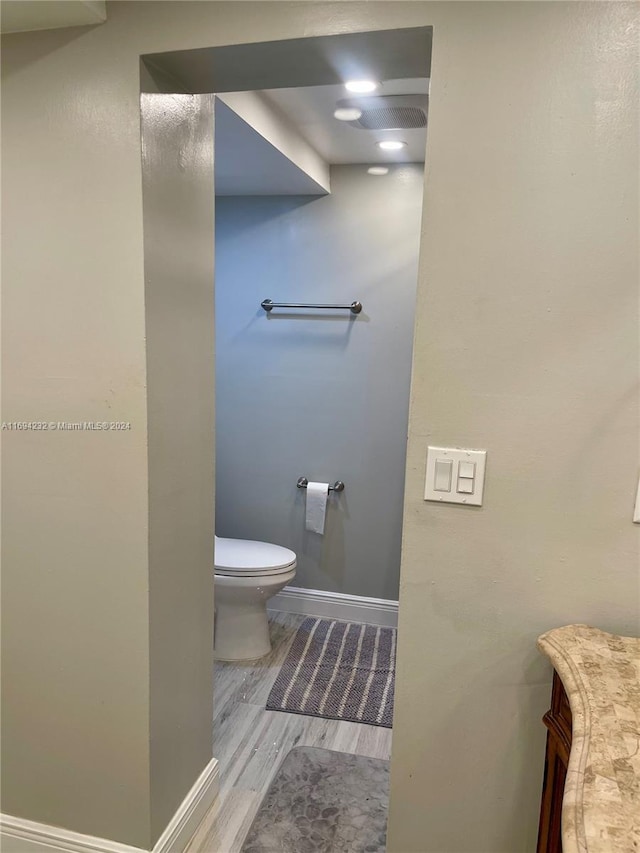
[537,625,640,853]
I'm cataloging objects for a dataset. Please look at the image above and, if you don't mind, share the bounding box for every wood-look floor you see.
[185,612,394,853]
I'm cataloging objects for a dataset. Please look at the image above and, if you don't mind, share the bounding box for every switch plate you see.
[424,447,487,506]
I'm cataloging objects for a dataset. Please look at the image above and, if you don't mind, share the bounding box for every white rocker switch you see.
[457,477,474,494]
[434,459,453,492]
[425,447,487,506]
[457,460,476,493]
[458,461,476,479]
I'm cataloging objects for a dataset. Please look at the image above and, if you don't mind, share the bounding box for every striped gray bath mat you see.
[266,617,396,728]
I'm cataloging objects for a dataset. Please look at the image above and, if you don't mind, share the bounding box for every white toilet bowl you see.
[214,536,296,662]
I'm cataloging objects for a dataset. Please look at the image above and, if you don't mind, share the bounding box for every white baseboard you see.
[0,757,219,853]
[269,585,398,628]
[153,756,219,853]
[0,819,147,853]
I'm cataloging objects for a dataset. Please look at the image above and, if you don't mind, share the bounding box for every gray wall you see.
[389,3,640,851]
[1,3,638,851]
[215,165,424,601]
[141,94,216,844]
[0,59,216,853]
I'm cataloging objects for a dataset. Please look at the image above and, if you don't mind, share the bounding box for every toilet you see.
[214,535,297,661]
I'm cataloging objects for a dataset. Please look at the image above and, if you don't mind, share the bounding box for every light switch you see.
[424,447,487,506]
[459,461,475,479]
[434,459,453,492]
[457,477,474,494]
[457,459,476,494]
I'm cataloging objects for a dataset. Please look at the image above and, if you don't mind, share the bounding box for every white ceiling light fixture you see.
[367,166,389,175]
[344,80,379,94]
[376,140,407,151]
[333,107,363,121]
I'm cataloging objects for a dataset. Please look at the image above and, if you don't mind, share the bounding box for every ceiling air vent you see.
[355,106,426,130]
[337,95,429,131]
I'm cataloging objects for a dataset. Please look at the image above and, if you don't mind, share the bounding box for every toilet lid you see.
[214,536,297,576]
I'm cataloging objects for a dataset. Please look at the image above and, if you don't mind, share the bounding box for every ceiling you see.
[143,27,432,95]
[3,18,429,192]
[215,78,428,195]
[0,0,105,33]
[261,78,429,166]
[144,26,433,196]
[215,100,328,197]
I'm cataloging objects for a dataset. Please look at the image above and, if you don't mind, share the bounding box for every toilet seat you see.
[214,536,296,577]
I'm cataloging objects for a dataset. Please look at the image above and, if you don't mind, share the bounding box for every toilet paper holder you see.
[297,477,345,493]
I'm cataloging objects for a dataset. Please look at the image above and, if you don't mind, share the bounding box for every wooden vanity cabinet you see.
[537,670,573,853]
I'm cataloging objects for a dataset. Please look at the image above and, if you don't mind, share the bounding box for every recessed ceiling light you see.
[333,107,363,121]
[367,166,389,175]
[344,80,378,94]
[376,140,407,151]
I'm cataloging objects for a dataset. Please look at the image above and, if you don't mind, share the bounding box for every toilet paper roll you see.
[305,482,329,534]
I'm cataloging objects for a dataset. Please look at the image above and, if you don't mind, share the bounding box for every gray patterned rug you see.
[266,618,396,728]
[241,746,389,853]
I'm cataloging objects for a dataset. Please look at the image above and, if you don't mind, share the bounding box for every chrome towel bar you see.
[297,477,345,493]
[262,299,362,315]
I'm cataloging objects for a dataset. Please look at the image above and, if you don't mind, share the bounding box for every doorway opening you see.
[141,26,432,851]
